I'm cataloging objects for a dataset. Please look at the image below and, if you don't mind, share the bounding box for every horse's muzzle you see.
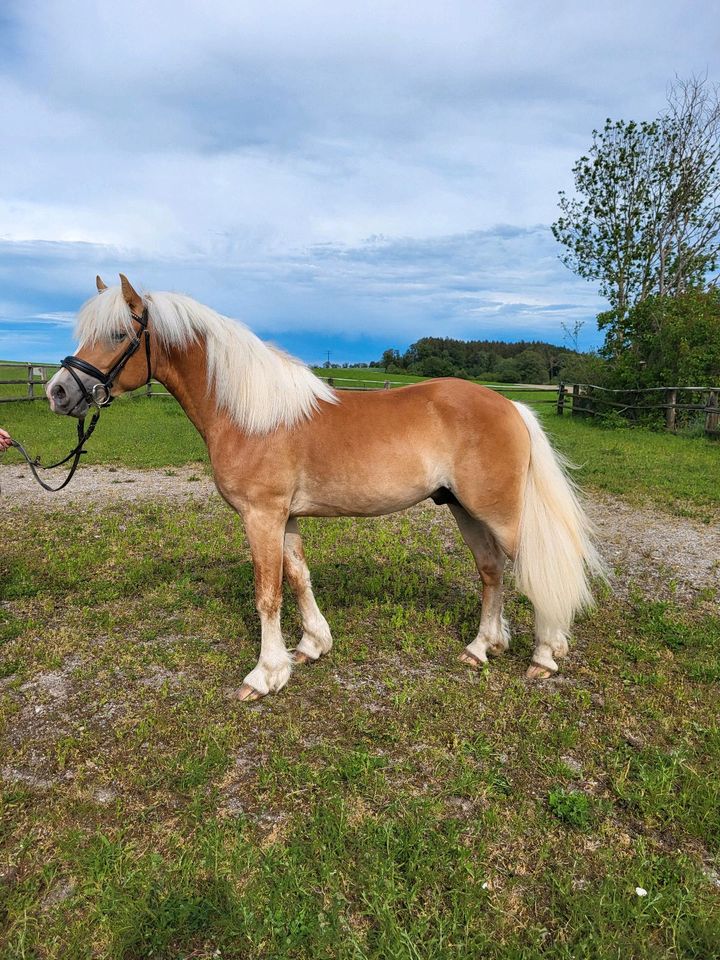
[46,370,90,418]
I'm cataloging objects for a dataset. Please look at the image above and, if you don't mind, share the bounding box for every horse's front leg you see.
[283,518,333,665]
[237,506,293,702]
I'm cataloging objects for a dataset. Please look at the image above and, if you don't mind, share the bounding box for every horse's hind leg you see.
[448,504,510,669]
[526,614,570,680]
[283,518,333,665]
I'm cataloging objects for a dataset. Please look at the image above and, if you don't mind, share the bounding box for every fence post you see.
[571,383,581,417]
[665,388,677,431]
[384,380,390,390]
[328,377,334,388]
[27,364,34,401]
[146,379,153,398]
[556,381,565,416]
[705,390,719,438]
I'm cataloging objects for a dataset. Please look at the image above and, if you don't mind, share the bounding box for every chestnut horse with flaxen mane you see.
[47,275,605,701]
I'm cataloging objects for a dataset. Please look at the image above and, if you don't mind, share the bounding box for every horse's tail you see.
[512,402,605,629]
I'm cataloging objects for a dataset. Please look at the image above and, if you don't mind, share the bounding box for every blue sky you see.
[1,1,718,365]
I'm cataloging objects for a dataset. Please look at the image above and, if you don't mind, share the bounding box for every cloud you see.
[0,1,718,361]
[0,225,603,362]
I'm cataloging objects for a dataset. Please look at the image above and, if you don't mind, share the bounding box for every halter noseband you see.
[60,306,152,407]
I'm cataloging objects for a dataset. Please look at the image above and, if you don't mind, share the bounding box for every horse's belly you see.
[290,481,437,518]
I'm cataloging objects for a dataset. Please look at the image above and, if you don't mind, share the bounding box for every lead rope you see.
[3,410,101,493]
[2,306,151,494]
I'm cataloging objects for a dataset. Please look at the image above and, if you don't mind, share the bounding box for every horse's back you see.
[319,377,528,449]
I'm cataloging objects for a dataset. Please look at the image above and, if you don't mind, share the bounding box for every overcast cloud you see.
[1,0,718,362]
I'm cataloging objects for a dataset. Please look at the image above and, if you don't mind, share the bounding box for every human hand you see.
[0,428,12,452]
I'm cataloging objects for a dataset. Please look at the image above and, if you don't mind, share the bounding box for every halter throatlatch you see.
[60,306,152,408]
[6,306,153,493]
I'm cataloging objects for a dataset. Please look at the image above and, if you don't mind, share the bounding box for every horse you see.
[46,274,604,701]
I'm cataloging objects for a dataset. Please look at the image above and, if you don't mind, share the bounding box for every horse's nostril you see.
[51,384,66,401]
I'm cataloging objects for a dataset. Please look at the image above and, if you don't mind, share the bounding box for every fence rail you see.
[0,364,558,404]
[3,363,715,434]
[556,382,720,437]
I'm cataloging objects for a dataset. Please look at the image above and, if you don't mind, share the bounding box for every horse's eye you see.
[111,331,126,343]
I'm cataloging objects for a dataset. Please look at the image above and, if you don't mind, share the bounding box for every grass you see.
[548,414,720,522]
[1,383,717,518]
[313,367,427,385]
[0,363,60,400]
[1,496,719,957]
[1,395,208,469]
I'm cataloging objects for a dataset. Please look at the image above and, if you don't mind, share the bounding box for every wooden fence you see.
[0,367,405,401]
[556,382,720,437]
[0,364,55,402]
[0,363,557,403]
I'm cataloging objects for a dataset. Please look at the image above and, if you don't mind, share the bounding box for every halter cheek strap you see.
[60,307,152,407]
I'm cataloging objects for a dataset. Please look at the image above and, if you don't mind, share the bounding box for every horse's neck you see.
[154,340,218,442]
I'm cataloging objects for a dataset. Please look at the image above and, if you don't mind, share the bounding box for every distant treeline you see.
[370,337,594,383]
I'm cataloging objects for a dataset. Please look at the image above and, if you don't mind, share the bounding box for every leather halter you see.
[60,306,152,407]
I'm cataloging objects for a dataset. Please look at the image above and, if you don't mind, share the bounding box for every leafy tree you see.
[374,336,586,381]
[416,355,455,377]
[514,349,548,383]
[380,348,402,371]
[495,358,521,382]
[553,76,720,358]
[608,288,720,388]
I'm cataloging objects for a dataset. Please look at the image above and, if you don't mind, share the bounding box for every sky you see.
[1,1,718,365]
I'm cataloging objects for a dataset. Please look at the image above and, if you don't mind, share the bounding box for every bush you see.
[607,289,720,389]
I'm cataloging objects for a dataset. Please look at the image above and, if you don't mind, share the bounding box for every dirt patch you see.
[0,463,216,507]
[587,492,719,602]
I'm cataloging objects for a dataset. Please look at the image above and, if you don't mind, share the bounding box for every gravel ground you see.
[2,464,718,601]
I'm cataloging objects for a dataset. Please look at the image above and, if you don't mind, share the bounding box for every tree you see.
[514,349,547,384]
[417,355,455,377]
[553,76,720,357]
[495,358,521,382]
[608,288,720,388]
[380,348,401,371]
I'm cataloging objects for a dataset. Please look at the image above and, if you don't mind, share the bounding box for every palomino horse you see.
[47,275,604,701]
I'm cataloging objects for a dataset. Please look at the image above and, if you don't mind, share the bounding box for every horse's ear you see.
[119,274,143,315]
[96,275,107,292]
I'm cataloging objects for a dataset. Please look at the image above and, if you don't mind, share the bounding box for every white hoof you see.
[242,658,292,696]
[295,623,333,661]
[526,663,555,680]
[466,619,511,663]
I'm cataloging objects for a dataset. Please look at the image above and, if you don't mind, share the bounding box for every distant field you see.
[314,368,557,391]
[314,367,426,386]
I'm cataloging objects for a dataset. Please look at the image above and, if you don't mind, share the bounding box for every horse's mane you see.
[75,286,337,434]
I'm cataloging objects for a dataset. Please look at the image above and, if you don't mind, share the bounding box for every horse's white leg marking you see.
[238,506,293,698]
[448,504,510,667]
[283,518,333,662]
[527,612,570,678]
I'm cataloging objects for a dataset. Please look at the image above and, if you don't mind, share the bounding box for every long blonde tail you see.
[512,402,605,631]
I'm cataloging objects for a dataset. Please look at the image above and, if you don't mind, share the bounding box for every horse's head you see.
[47,274,153,418]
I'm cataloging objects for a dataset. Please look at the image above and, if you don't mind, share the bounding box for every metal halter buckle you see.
[92,382,113,406]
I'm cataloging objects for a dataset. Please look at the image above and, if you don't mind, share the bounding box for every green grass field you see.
[1,496,719,957]
[1,375,719,956]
